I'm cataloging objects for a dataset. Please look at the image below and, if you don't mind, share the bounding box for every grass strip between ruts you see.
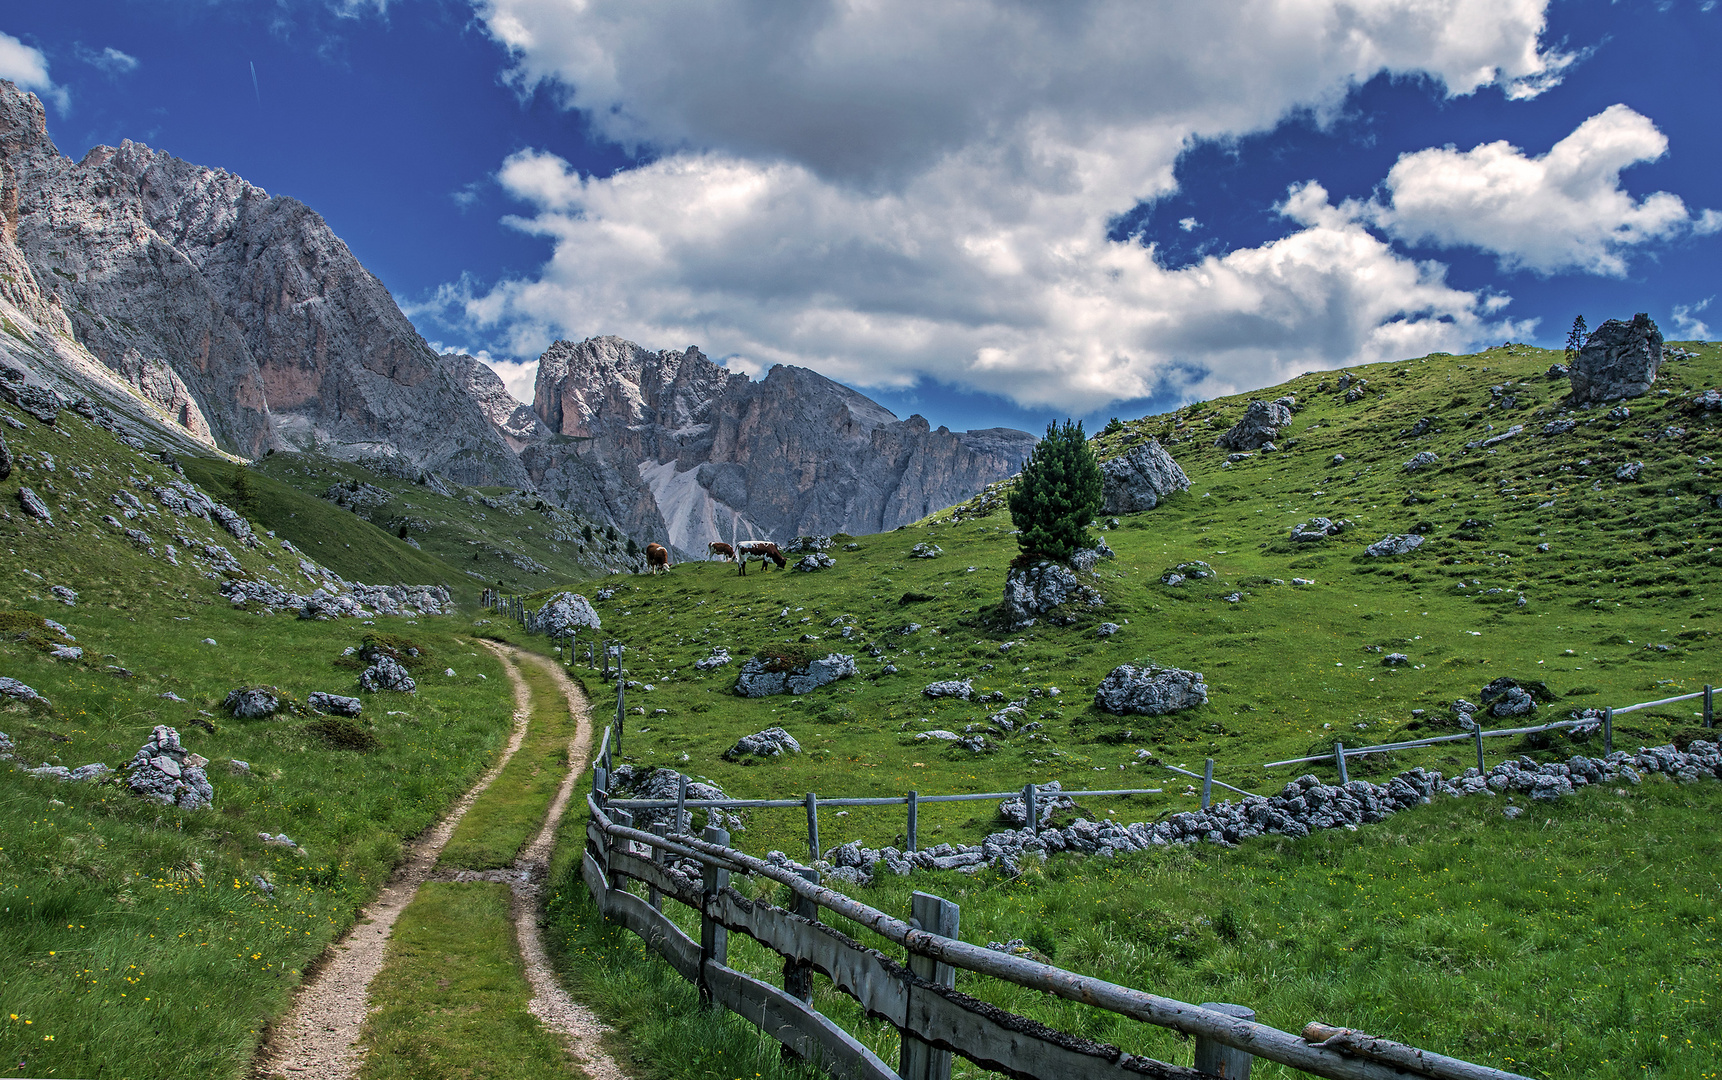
[354,881,582,1080]
[438,655,575,871]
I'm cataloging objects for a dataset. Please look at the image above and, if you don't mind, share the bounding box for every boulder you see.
[1402,451,1439,472]
[528,592,601,637]
[1365,534,1424,557]
[1542,419,1577,436]
[783,536,833,554]
[1095,622,1120,638]
[1289,517,1350,543]
[694,647,732,671]
[1615,461,1643,482]
[50,585,77,605]
[723,727,801,760]
[734,652,857,697]
[1000,561,1103,629]
[1159,561,1214,585]
[1094,664,1208,716]
[1214,399,1292,451]
[17,486,52,524]
[909,542,943,559]
[1569,313,1663,403]
[360,656,417,693]
[923,679,973,701]
[793,552,836,572]
[124,725,214,810]
[0,677,47,706]
[608,764,739,833]
[1382,653,1410,666]
[1099,439,1189,514]
[308,692,363,717]
[224,687,281,719]
[1069,537,1115,574]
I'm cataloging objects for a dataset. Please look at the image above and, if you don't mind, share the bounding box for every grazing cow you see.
[707,541,736,562]
[645,542,671,575]
[735,540,786,575]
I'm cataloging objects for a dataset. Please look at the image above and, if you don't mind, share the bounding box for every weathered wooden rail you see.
[583,792,1533,1080]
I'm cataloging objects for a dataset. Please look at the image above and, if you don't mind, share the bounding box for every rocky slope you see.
[526,336,1037,552]
[0,81,527,488]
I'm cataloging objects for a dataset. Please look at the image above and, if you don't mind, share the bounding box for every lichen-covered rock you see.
[1213,399,1292,451]
[124,725,213,810]
[607,765,738,834]
[923,679,973,701]
[1069,537,1115,574]
[794,552,836,572]
[1366,534,1424,557]
[359,656,417,693]
[1290,517,1351,543]
[1570,313,1663,403]
[1159,561,1214,585]
[528,592,601,636]
[1094,664,1208,716]
[723,727,801,760]
[734,652,857,697]
[1615,460,1643,482]
[308,692,362,717]
[1402,451,1439,472]
[1001,561,1103,629]
[694,647,732,671]
[1099,439,1189,514]
[223,687,280,719]
[1095,622,1120,638]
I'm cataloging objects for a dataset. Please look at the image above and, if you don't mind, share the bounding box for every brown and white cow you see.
[645,542,671,574]
[735,540,786,575]
[707,541,736,562]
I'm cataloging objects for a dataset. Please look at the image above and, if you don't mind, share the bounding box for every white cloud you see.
[0,31,67,110]
[1671,299,1712,342]
[1178,217,1200,233]
[1372,105,1712,276]
[77,44,139,76]
[428,339,538,403]
[454,0,1565,411]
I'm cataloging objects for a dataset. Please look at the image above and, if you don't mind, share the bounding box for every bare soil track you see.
[255,642,628,1080]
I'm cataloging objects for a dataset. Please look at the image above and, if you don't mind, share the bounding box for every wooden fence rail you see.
[583,791,1532,1080]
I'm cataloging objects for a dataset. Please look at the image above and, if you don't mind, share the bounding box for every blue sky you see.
[3,1,1717,436]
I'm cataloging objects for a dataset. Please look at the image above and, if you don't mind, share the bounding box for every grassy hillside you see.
[0,401,518,1077]
[526,340,1721,1077]
[245,451,642,592]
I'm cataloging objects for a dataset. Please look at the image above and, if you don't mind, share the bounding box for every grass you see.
[355,882,581,1080]
[0,397,518,1077]
[438,654,576,870]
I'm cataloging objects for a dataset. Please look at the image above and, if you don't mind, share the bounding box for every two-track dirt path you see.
[256,642,627,1080]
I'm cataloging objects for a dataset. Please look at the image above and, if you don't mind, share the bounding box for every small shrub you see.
[306,715,379,753]
[754,644,823,673]
[361,632,428,668]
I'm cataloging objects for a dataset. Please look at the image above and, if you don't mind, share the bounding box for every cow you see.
[645,542,671,575]
[735,540,786,575]
[707,541,736,562]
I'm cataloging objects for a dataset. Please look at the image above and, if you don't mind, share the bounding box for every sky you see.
[2,0,1718,436]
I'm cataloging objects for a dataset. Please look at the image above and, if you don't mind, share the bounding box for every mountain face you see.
[0,81,527,488]
[0,81,1033,548]
[525,336,1038,552]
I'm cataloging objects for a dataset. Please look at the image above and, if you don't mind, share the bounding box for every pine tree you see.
[1007,419,1103,564]
[1565,315,1588,364]
[626,537,640,558]
[230,463,256,513]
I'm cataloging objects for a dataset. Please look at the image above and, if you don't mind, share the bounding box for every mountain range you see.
[0,80,1034,556]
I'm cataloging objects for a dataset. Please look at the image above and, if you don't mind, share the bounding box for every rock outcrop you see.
[1099,439,1188,514]
[1000,561,1103,629]
[1093,664,1208,716]
[1214,399,1293,451]
[1569,313,1663,403]
[734,652,857,697]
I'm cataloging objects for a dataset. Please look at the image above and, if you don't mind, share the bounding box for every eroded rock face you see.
[1001,561,1103,629]
[1570,313,1663,403]
[1214,399,1292,452]
[1094,664,1208,716]
[0,81,528,485]
[734,652,857,697]
[1100,438,1189,514]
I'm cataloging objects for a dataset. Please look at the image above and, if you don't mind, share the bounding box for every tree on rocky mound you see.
[1008,419,1103,564]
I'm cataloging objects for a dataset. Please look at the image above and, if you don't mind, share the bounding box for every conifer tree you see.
[1007,419,1103,564]
[1565,315,1588,364]
[230,463,256,513]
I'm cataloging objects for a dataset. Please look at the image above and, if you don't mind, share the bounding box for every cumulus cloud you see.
[451,0,1566,411]
[0,31,67,110]
[1371,105,1713,276]
[77,44,140,76]
[1671,299,1712,342]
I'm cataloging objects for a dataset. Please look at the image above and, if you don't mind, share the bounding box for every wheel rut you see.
[254,641,628,1080]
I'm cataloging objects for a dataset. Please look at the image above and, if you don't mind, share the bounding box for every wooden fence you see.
[583,788,1532,1080]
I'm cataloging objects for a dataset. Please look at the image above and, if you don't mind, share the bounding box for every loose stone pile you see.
[124,725,214,810]
[220,578,451,619]
[360,655,416,693]
[782,743,1722,884]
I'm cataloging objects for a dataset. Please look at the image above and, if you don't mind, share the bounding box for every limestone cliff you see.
[0,81,528,487]
[525,336,1038,552]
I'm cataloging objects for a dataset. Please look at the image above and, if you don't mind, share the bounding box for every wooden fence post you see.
[1705,685,1714,729]
[1474,726,1486,774]
[805,792,821,861]
[1194,1003,1256,1077]
[675,774,689,835]
[1202,759,1214,810]
[648,822,669,911]
[778,864,822,1063]
[698,825,730,1008]
[606,808,632,882]
[1604,706,1614,755]
[1024,782,1038,834]
[1334,743,1348,785]
[906,790,919,853]
[902,891,960,1080]
[615,675,626,754]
